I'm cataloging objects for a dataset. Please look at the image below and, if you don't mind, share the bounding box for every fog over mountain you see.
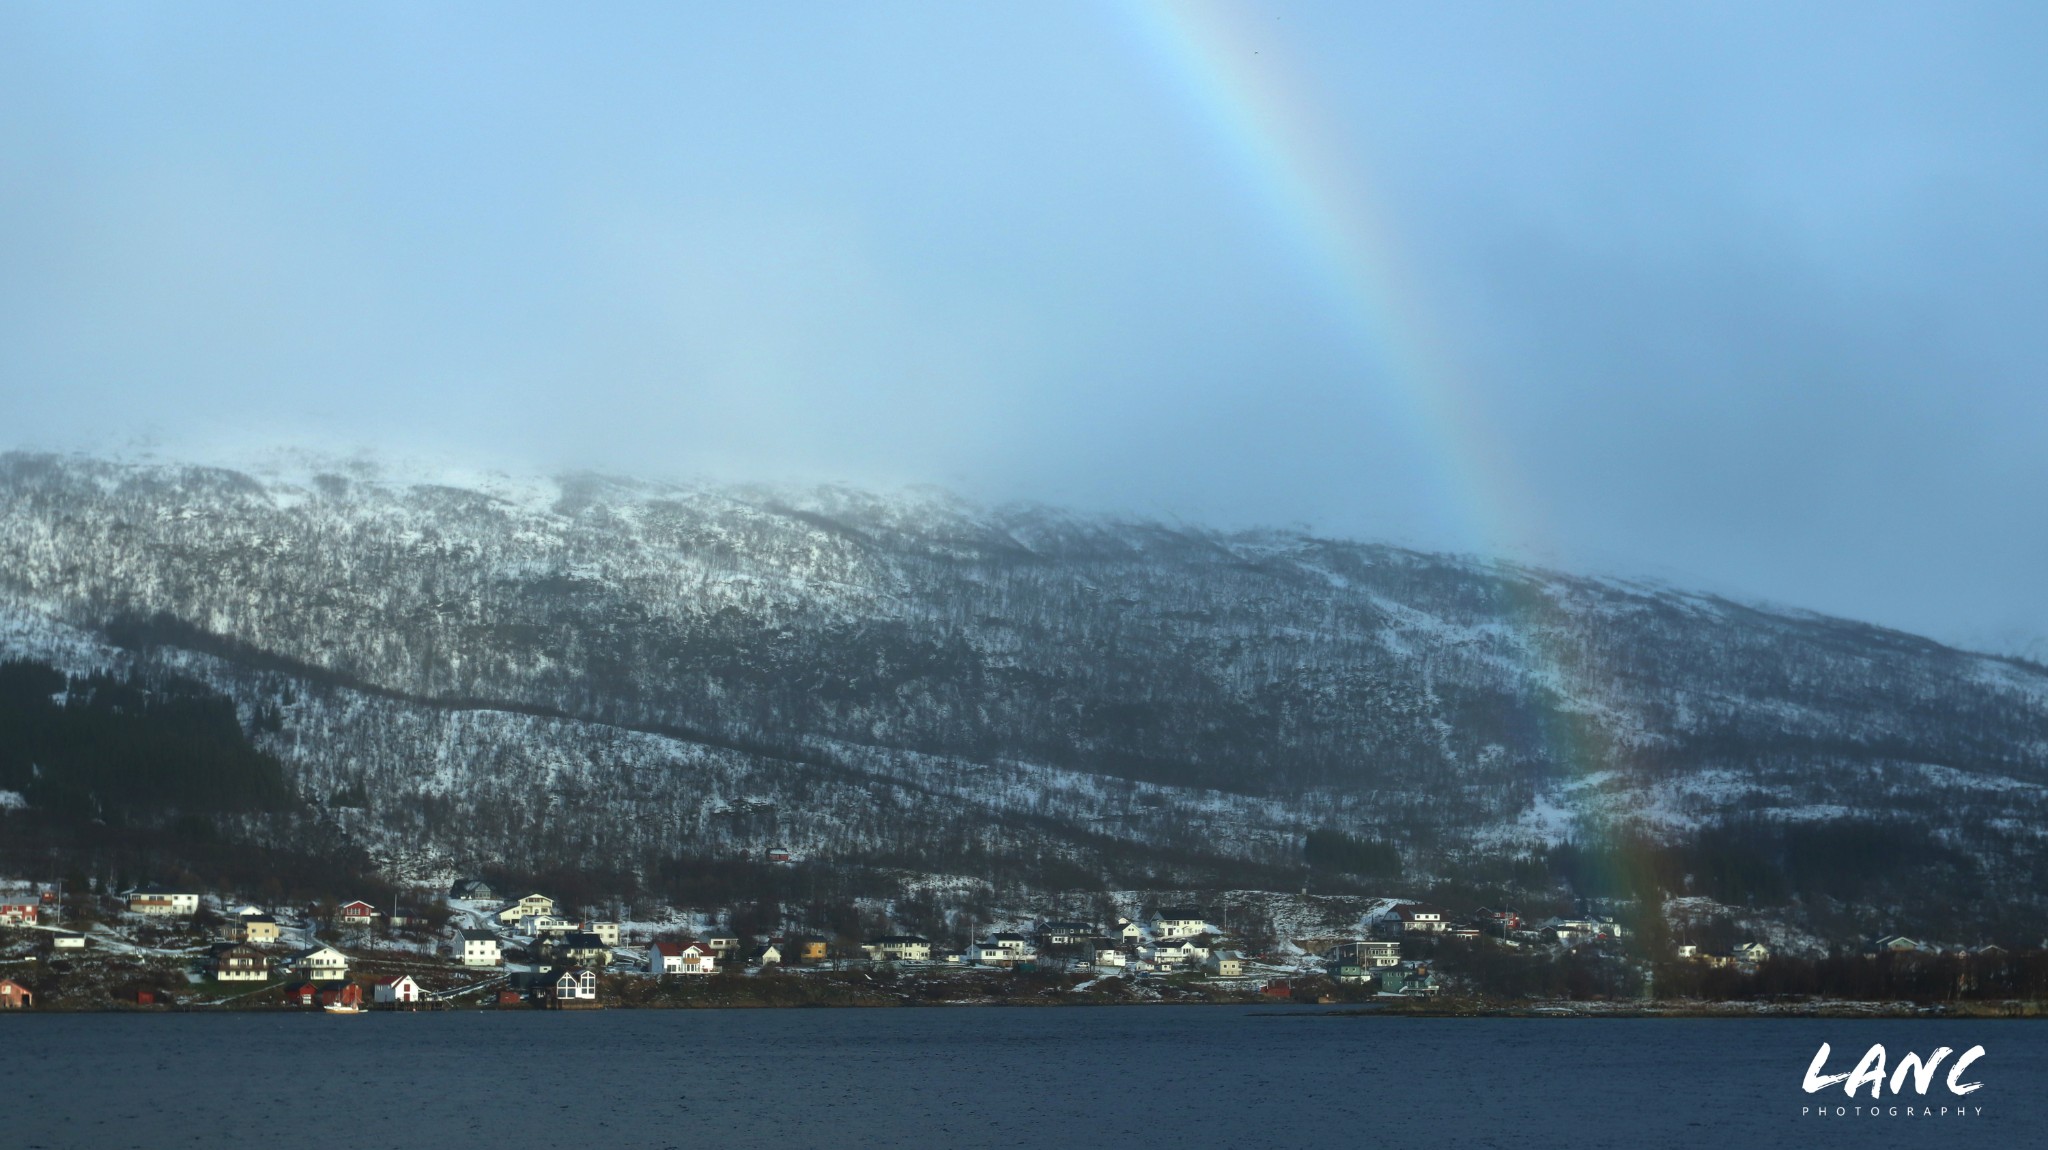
[4,451,2044,939]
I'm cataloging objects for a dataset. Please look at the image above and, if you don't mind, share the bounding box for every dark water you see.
[3,1007,2041,1148]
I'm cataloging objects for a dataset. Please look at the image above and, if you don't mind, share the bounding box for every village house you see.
[289,944,350,982]
[227,913,281,945]
[1378,904,1450,935]
[791,936,831,964]
[862,935,933,963]
[460,930,503,967]
[318,983,364,1009]
[1328,940,1402,969]
[546,966,600,1007]
[1870,935,1927,955]
[556,932,613,968]
[50,930,87,950]
[1037,921,1094,947]
[1476,907,1522,932]
[1205,950,1246,977]
[497,894,556,924]
[1544,917,1624,945]
[373,975,424,1006]
[211,943,271,982]
[648,940,717,975]
[280,981,320,1007]
[338,900,380,925]
[706,936,741,960]
[970,934,1037,966]
[522,915,577,940]
[583,921,622,946]
[746,943,783,967]
[0,978,32,1009]
[1328,957,1370,983]
[1377,966,1440,996]
[1094,945,1129,968]
[1145,937,1211,969]
[126,885,201,916]
[1153,907,1210,939]
[1733,941,1770,964]
[1112,917,1144,943]
[0,901,40,926]
[449,878,497,901]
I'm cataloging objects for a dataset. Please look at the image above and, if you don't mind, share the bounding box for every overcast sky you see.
[3,2,2045,653]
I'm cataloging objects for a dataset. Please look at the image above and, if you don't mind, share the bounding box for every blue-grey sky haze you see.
[3,2,2045,653]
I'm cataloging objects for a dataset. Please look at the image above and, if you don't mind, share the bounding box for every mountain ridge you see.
[2,450,2044,937]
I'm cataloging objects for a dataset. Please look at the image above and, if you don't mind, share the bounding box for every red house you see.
[281,981,321,1007]
[0,902,39,926]
[0,978,33,1009]
[1261,979,1293,999]
[338,900,379,925]
[318,983,363,1008]
[495,987,528,1008]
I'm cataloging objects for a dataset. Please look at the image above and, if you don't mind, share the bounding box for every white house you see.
[1733,941,1770,963]
[373,974,423,1005]
[863,936,933,963]
[1145,938,1211,969]
[1329,940,1402,968]
[583,921,622,946]
[459,930,503,967]
[648,940,717,975]
[291,944,350,981]
[1205,950,1246,977]
[526,915,577,939]
[550,966,599,1004]
[126,886,201,916]
[1094,946,1129,968]
[1153,908,1209,939]
[1384,905,1449,934]
[211,944,271,982]
[1112,917,1144,942]
[970,934,1037,966]
[498,894,555,924]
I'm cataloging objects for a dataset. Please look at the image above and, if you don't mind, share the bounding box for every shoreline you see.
[7,996,2043,1018]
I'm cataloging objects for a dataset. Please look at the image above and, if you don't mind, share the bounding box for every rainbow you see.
[1121,0,1646,904]
[1116,0,1529,557]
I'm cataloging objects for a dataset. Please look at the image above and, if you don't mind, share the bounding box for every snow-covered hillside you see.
[3,450,2045,926]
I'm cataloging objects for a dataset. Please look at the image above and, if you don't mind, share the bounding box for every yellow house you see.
[229,914,281,944]
[792,937,830,964]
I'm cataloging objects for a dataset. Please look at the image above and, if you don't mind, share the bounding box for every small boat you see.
[323,1002,363,1014]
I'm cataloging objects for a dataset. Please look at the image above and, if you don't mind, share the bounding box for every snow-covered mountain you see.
[3,451,2044,930]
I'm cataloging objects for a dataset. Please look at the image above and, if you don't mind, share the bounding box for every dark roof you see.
[1156,906,1205,920]
[459,929,500,942]
[867,935,931,945]
[561,932,609,948]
